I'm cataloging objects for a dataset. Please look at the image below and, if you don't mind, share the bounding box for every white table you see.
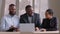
[0,31,59,34]
[34,31,59,34]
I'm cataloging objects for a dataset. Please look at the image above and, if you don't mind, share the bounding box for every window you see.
[18,0,48,23]
[19,0,33,16]
[2,0,49,23]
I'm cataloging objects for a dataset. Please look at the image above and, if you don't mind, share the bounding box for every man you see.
[1,4,19,32]
[20,5,41,31]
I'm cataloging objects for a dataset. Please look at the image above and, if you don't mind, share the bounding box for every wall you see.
[4,0,16,15]
[0,0,2,21]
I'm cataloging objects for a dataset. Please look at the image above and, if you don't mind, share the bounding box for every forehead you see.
[9,6,16,9]
[45,12,49,15]
[26,7,33,10]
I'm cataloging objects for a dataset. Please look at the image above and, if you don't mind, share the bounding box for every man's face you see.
[26,7,33,16]
[9,6,16,15]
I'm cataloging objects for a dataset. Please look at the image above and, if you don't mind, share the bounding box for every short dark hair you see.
[46,9,53,15]
[25,5,32,9]
[9,4,15,7]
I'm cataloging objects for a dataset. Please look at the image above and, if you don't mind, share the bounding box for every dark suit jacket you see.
[41,17,57,31]
[20,13,41,28]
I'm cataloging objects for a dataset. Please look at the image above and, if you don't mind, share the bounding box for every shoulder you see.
[20,13,27,17]
[43,18,48,21]
[14,15,19,19]
[2,15,9,18]
[34,13,40,17]
[52,17,57,20]
[52,17,57,22]
[34,13,40,15]
[53,17,57,19]
[1,15,9,20]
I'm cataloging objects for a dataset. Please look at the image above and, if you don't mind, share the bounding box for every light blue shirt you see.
[1,14,19,31]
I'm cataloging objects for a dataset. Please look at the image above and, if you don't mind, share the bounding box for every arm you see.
[50,17,57,30]
[36,14,41,29]
[1,17,6,31]
[20,16,25,23]
[50,18,57,28]
[41,19,45,28]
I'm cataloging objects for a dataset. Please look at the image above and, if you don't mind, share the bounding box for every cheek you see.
[29,11,32,15]
[27,11,32,13]
[14,10,16,12]
[10,9,13,11]
[45,15,49,18]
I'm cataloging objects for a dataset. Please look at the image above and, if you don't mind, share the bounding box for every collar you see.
[8,14,16,18]
[27,13,34,17]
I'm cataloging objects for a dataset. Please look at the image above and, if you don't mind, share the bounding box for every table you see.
[0,31,59,34]
[34,31,59,34]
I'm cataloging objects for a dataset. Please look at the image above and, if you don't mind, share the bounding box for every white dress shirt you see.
[1,14,19,31]
[27,13,34,23]
[28,16,32,23]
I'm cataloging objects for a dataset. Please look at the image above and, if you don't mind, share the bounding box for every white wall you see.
[19,0,33,16]
[0,0,5,24]
[40,0,48,23]
[0,0,16,23]
[4,0,16,15]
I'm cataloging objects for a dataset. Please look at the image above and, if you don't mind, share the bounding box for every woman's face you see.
[45,12,52,19]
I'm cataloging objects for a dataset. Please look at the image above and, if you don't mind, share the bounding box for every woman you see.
[41,9,57,31]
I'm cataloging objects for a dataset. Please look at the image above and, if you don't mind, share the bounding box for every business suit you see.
[20,13,41,28]
[42,17,57,31]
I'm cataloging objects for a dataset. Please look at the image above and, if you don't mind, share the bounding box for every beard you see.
[9,11,16,16]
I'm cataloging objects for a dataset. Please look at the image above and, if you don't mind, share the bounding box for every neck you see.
[27,13,34,17]
[9,13,15,17]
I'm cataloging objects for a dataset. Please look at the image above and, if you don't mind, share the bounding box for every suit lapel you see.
[25,14,30,23]
[25,13,36,23]
[32,13,36,23]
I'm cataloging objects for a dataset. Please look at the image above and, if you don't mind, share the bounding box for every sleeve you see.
[0,17,6,31]
[17,17,20,30]
[36,14,41,29]
[20,16,25,23]
[41,19,45,28]
[50,18,57,28]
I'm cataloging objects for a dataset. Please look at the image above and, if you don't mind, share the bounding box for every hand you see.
[14,28,20,32]
[6,26,15,32]
[9,26,15,30]
[9,26,19,32]
[40,28,46,32]
[10,26,15,29]
[35,27,40,31]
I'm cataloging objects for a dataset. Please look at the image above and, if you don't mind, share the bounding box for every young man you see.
[20,5,41,31]
[1,4,19,32]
